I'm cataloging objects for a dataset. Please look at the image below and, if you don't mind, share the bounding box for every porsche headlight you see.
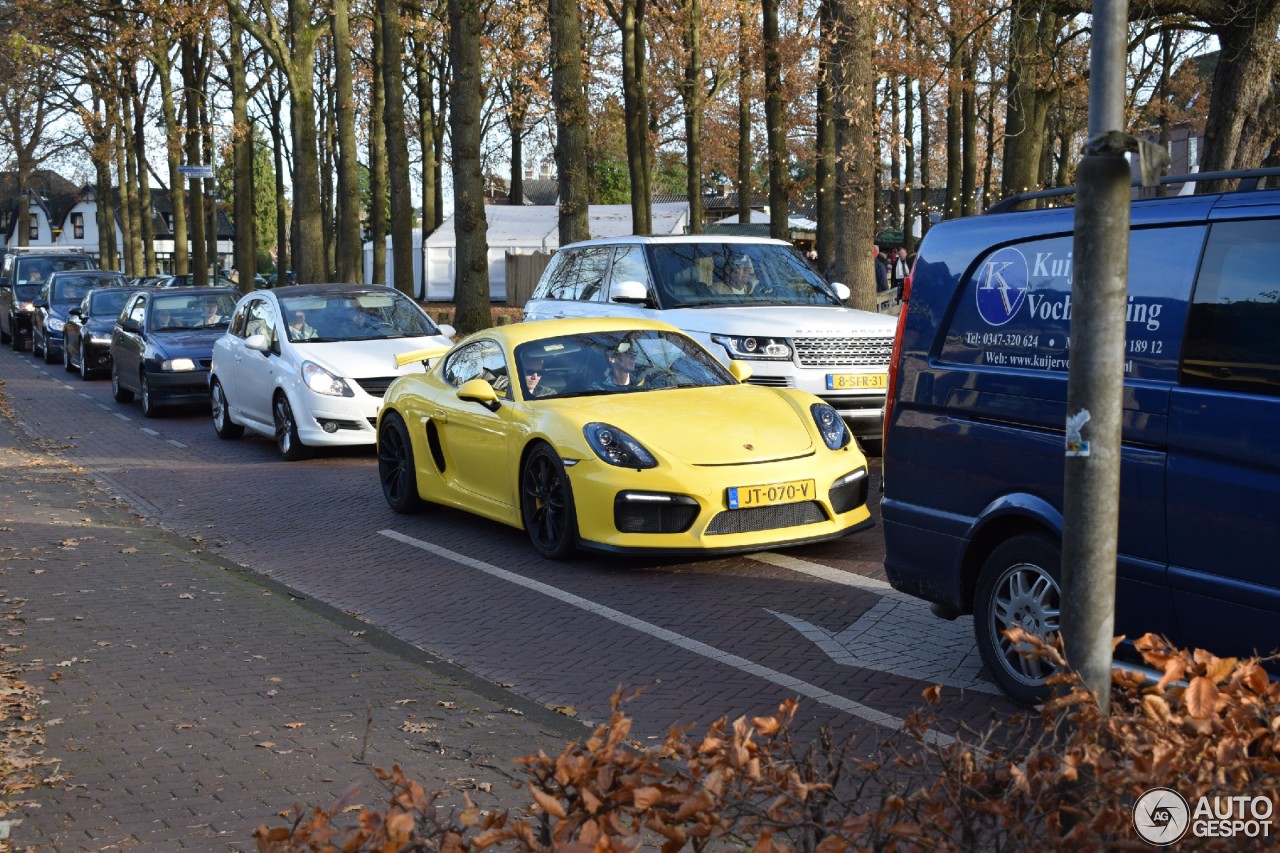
[160,358,198,371]
[811,403,851,450]
[47,317,66,332]
[302,360,353,397]
[711,334,792,360]
[584,422,657,469]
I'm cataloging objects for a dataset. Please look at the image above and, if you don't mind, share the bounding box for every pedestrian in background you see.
[892,247,910,302]
[873,245,889,293]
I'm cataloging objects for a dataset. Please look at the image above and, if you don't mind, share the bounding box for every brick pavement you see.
[0,406,586,852]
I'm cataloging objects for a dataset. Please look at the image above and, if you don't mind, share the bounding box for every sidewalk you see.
[0,404,585,851]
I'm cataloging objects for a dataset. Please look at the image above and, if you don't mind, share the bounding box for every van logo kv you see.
[975,247,1030,327]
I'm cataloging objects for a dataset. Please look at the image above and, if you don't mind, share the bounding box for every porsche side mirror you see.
[728,360,753,383]
[458,377,501,412]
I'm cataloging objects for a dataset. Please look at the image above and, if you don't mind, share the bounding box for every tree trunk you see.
[229,16,256,291]
[919,78,931,238]
[961,42,977,215]
[1001,0,1060,200]
[449,0,491,335]
[683,0,703,234]
[130,79,156,275]
[762,0,788,240]
[616,0,652,234]
[903,74,915,253]
[1198,0,1280,185]
[181,37,208,284]
[945,32,962,219]
[548,0,590,244]
[381,0,416,296]
[830,0,876,307]
[370,10,388,285]
[269,81,289,277]
[332,0,361,283]
[414,38,439,238]
[155,48,188,276]
[890,80,901,231]
[815,0,835,268]
[737,0,752,224]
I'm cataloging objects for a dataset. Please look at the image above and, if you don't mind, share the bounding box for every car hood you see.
[150,328,226,358]
[551,384,817,465]
[292,335,453,378]
[659,304,897,338]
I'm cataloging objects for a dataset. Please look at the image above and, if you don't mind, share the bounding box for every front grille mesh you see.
[352,376,399,398]
[706,501,827,535]
[793,336,893,369]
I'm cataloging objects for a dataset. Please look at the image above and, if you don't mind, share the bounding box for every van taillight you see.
[882,271,913,454]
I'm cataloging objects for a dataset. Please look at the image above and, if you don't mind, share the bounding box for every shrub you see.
[255,635,1280,852]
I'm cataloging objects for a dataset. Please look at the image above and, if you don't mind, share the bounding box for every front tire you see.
[378,412,423,513]
[210,380,244,439]
[520,443,578,560]
[973,533,1062,706]
[78,343,93,380]
[273,393,310,461]
[140,374,160,417]
[42,334,57,364]
[111,365,134,402]
[63,339,74,373]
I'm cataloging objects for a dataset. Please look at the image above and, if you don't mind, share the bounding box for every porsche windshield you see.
[648,243,843,308]
[514,329,735,398]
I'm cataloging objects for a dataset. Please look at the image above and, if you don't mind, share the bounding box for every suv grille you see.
[793,336,894,369]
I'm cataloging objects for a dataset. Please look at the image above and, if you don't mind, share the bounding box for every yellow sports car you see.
[377,317,873,559]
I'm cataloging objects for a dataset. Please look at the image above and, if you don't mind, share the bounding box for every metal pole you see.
[1061,0,1130,714]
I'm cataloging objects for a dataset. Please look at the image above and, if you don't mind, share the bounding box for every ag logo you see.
[975,247,1029,327]
[1133,787,1190,845]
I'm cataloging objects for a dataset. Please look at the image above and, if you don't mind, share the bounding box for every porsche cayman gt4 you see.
[377,317,874,559]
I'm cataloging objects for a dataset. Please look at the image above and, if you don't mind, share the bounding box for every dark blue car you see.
[881,167,1280,704]
[32,270,129,364]
[109,287,237,417]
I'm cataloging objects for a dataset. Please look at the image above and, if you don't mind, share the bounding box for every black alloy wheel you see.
[79,342,92,380]
[63,339,74,372]
[520,443,578,560]
[378,412,424,513]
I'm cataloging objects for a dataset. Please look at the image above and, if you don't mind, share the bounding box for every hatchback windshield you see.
[150,293,237,331]
[512,329,734,399]
[89,288,131,318]
[55,274,123,303]
[278,290,442,342]
[648,244,842,308]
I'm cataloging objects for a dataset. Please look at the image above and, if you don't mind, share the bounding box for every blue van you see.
[881,168,1280,703]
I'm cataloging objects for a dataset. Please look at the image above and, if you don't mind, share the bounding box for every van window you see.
[1181,219,1280,395]
[534,248,611,301]
[937,228,1201,382]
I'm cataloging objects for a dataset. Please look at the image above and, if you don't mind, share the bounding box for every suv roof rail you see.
[7,246,87,254]
[985,166,1280,215]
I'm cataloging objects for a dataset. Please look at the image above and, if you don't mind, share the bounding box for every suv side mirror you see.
[610,280,652,306]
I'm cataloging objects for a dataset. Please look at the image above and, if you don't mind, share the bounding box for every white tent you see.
[363,203,690,301]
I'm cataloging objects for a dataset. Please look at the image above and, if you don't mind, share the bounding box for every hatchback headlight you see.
[302,361,353,397]
[711,334,792,360]
[47,317,66,332]
[811,403,851,450]
[160,358,198,371]
[584,422,657,469]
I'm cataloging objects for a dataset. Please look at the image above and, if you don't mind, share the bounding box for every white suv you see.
[522,235,897,442]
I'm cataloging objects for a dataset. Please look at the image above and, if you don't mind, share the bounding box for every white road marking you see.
[167,440,187,449]
[140,428,160,436]
[114,413,131,421]
[750,552,997,694]
[380,529,954,745]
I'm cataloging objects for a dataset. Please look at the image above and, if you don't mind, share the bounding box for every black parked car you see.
[63,286,136,379]
[109,287,237,416]
[32,270,129,364]
[0,249,97,351]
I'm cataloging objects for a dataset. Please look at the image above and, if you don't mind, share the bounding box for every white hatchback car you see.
[522,236,898,444]
[210,285,455,460]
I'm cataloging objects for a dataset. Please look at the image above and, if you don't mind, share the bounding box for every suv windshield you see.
[648,244,842,308]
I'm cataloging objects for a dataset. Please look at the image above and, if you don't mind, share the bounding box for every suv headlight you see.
[811,403,851,450]
[711,334,792,360]
[584,422,657,469]
[302,360,353,397]
[47,317,66,332]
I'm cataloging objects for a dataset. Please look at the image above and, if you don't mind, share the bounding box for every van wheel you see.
[973,533,1062,706]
